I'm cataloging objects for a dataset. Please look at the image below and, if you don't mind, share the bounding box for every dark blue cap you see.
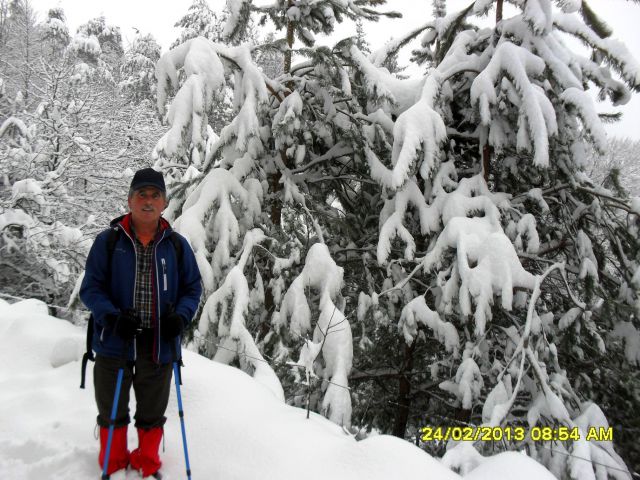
[130,168,165,193]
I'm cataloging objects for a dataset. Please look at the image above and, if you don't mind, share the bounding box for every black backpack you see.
[79,227,183,388]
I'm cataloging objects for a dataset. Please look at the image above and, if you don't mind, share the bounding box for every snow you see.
[524,0,553,35]
[0,209,35,231]
[469,42,558,167]
[272,91,303,151]
[274,243,354,427]
[440,357,483,410]
[422,215,537,335]
[0,298,561,480]
[482,379,511,425]
[222,0,250,40]
[560,87,607,152]
[155,37,225,159]
[612,321,640,365]
[10,178,45,207]
[349,45,425,116]
[399,296,459,354]
[559,306,582,330]
[554,13,640,90]
[0,116,31,140]
[462,451,556,480]
[70,34,101,56]
[173,168,250,291]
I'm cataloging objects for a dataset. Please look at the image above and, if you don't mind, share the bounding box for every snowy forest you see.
[1,0,640,478]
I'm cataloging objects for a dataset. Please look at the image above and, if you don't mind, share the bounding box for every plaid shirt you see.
[132,229,156,329]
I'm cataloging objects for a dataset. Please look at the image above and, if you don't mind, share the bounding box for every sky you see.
[29,0,640,140]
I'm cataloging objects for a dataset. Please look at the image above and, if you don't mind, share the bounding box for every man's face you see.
[128,187,167,227]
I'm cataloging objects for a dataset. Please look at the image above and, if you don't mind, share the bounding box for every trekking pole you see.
[101,345,127,480]
[102,311,139,480]
[171,340,192,480]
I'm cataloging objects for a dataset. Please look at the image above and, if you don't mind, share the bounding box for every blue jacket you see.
[80,213,202,364]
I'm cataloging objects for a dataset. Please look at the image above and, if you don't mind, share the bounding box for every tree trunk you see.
[269,1,296,227]
[392,340,417,438]
[283,4,295,81]
[481,0,503,185]
[482,143,491,184]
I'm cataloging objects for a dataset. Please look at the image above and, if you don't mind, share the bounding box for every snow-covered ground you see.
[0,298,556,480]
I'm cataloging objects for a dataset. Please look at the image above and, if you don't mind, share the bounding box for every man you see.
[80,168,202,479]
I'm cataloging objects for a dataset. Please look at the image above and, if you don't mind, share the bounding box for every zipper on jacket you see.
[153,230,168,362]
[161,258,168,292]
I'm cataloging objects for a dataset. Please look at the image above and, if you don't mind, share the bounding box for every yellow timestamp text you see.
[419,426,613,442]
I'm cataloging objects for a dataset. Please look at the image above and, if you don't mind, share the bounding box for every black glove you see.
[105,309,141,341]
[161,311,184,341]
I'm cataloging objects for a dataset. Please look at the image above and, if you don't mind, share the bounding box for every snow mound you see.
[0,299,555,479]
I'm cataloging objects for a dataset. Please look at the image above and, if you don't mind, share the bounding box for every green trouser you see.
[94,329,173,429]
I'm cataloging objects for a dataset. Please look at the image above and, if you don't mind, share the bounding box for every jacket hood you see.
[110,213,171,238]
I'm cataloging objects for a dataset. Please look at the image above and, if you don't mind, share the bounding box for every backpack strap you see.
[79,314,94,389]
[80,227,121,389]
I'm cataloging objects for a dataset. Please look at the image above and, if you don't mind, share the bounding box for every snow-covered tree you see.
[72,16,123,84]
[150,0,639,473]
[0,0,39,107]
[587,136,640,196]
[167,0,284,140]
[171,0,226,48]
[39,7,69,52]
[344,0,639,476]
[155,0,400,429]
[0,8,162,312]
[120,33,161,104]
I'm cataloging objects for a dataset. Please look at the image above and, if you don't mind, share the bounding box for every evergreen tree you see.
[0,0,39,107]
[156,0,639,475]
[154,0,400,429]
[73,16,123,83]
[587,136,640,196]
[119,33,161,104]
[347,0,639,476]
[171,0,225,48]
[355,18,369,55]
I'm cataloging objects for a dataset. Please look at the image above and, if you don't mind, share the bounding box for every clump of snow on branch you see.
[173,168,259,291]
[197,228,284,401]
[275,243,353,427]
[422,214,537,336]
[155,37,225,159]
[470,43,558,167]
[399,296,459,354]
[440,357,483,410]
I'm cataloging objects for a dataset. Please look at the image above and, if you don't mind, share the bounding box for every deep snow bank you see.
[0,299,555,479]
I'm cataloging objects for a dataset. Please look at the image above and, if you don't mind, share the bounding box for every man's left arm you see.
[174,235,203,327]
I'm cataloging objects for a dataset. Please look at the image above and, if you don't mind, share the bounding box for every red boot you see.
[130,427,163,477]
[98,426,130,475]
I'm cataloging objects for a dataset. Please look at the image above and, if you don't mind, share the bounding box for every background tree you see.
[119,32,161,104]
[0,9,162,315]
[587,136,640,196]
[0,0,39,108]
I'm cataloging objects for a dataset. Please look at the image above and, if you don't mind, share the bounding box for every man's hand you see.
[161,311,184,341]
[105,309,141,341]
